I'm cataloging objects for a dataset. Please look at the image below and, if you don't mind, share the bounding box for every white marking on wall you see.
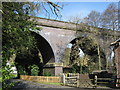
[58,34,65,37]
[45,32,50,35]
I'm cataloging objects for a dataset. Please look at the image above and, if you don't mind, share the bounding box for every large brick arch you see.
[32,32,55,65]
[29,17,120,75]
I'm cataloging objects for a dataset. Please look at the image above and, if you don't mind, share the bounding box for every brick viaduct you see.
[30,17,120,75]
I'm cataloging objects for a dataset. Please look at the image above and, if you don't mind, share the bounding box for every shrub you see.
[43,71,53,76]
[31,65,39,76]
[2,65,15,90]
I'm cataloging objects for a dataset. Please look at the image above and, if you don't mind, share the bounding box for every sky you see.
[37,2,118,22]
[61,2,112,21]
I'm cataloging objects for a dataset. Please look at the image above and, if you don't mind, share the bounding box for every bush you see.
[31,65,39,76]
[43,71,53,76]
[2,65,15,90]
[18,65,27,75]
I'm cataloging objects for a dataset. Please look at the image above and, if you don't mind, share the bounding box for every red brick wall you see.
[115,45,120,87]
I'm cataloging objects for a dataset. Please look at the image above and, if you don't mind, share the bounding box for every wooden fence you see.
[62,73,95,88]
[62,73,117,88]
[20,75,61,83]
[20,74,119,88]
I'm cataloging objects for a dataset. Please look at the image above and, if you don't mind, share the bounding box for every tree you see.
[2,1,62,64]
[101,3,118,31]
[2,2,39,89]
[83,10,101,27]
[2,2,36,64]
[2,1,62,89]
[67,15,82,30]
[67,15,82,24]
[100,3,118,69]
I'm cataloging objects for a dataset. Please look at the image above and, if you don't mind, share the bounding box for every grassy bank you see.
[0,77,2,82]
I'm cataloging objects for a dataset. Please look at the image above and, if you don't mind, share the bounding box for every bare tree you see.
[66,15,82,30]
[67,15,82,24]
[101,3,118,31]
[83,10,101,27]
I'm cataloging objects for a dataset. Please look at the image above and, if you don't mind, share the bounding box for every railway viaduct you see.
[30,17,120,75]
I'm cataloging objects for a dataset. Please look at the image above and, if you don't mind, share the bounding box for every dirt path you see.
[8,79,74,89]
[8,79,115,90]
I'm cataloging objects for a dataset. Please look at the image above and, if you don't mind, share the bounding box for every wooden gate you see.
[63,73,79,87]
[62,73,117,88]
[62,73,95,88]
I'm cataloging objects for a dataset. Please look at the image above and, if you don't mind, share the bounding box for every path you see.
[8,79,115,90]
[8,79,74,90]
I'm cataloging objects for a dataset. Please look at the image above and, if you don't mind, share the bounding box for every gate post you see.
[94,75,97,88]
[77,73,80,87]
[63,73,65,85]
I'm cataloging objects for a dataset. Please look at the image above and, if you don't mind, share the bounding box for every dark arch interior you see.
[14,31,55,77]
[70,37,98,56]
[32,32,55,65]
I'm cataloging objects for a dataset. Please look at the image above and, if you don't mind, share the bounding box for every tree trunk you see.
[38,63,43,76]
[98,45,101,70]
[25,66,31,75]
[15,64,20,79]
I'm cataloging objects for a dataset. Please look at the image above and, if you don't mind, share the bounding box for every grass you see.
[11,74,17,77]
[37,82,63,86]
[0,77,2,82]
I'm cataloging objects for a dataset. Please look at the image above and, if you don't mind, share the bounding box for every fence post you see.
[77,73,79,87]
[94,75,97,88]
[46,76,48,82]
[63,73,65,85]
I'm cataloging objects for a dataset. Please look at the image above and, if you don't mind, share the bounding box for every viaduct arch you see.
[30,17,120,75]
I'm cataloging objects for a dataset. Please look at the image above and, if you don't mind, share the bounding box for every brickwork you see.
[111,39,120,87]
[115,45,120,87]
[55,66,63,76]
[31,17,120,76]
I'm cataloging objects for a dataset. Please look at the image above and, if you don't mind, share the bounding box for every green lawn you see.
[38,82,63,86]
[0,77,2,90]
[0,77,2,82]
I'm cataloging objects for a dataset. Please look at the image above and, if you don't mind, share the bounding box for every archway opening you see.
[14,31,55,77]
[63,36,106,74]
